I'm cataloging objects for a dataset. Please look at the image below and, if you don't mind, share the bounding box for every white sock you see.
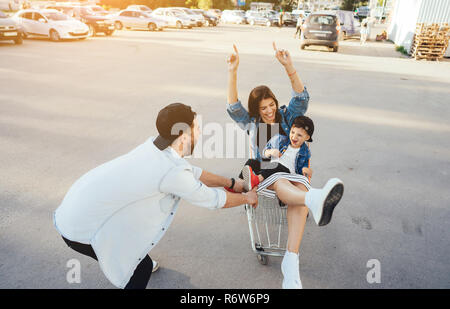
[305,188,320,208]
[282,251,299,271]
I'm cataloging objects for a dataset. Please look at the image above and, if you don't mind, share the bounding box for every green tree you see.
[212,0,234,10]
[198,0,214,9]
[341,0,357,11]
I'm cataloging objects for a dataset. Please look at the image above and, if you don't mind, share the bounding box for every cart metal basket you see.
[245,193,289,265]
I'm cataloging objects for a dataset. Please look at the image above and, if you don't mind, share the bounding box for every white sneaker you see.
[281,251,302,289]
[152,260,160,273]
[305,178,344,226]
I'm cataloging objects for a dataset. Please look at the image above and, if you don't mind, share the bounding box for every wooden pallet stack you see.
[410,23,449,61]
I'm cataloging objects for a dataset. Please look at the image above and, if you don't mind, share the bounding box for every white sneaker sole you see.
[318,178,344,226]
[242,166,252,192]
[152,260,160,273]
[282,279,302,289]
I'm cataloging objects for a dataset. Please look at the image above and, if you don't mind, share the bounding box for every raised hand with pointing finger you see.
[273,41,293,67]
[227,44,239,73]
[227,44,239,104]
[272,41,304,93]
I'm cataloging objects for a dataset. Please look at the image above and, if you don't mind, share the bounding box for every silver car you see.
[171,7,205,27]
[113,10,167,31]
[152,8,196,29]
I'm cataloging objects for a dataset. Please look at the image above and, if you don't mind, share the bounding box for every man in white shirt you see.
[54,103,257,289]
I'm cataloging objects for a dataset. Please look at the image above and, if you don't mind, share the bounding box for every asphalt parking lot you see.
[1,24,450,289]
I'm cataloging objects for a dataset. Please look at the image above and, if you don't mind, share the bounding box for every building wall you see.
[387,0,450,55]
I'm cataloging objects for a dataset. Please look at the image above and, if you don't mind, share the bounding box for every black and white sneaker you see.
[306,178,344,226]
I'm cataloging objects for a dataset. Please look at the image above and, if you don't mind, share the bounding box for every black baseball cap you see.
[292,115,314,142]
[153,103,197,150]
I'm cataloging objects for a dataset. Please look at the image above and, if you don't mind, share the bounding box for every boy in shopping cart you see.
[242,115,314,192]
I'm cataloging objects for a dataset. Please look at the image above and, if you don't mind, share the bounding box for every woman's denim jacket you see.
[226,87,310,161]
[262,134,311,175]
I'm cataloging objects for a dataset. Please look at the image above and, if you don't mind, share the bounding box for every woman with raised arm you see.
[226,43,344,289]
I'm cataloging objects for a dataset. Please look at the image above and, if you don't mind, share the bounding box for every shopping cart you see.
[245,143,311,265]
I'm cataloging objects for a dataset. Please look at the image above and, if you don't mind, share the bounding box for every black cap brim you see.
[153,135,172,151]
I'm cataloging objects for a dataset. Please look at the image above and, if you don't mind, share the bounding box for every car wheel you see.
[300,44,305,50]
[115,21,123,30]
[148,23,156,31]
[14,36,23,45]
[333,46,339,52]
[49,29,60,42]
[176,21,182,29]
[88,24,96,37]
[22,32,28,39]
[105,30,114,36]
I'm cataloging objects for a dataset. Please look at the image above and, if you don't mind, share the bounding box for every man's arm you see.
[199,170,245,193]
[160,166,256,210]
[198,170,258,208]
[224,190,257,208]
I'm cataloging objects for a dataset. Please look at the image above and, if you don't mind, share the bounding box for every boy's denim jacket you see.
[226,88,310,161]
[262,134,311,175]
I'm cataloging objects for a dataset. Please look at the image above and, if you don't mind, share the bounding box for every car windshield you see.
[140,6,151,11]
[0,11,7,18]
[91,6,102,11]
[309,15,336,25]
[81,8,96,15]
[172,10,186,17]
[44,12,69,21]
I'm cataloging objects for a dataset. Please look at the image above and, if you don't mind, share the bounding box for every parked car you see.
[292,9,311,17]
[263,11,281,26]
[88,5,110,16]
[171,7,205,27]
[0,0,21,11]
[356,6,369,19]
[46,5,115,36]
[246,11,271,27]
[335,10,360,39]
[13,9,89,41]
[0,10,23,44]
[113,10,167,31]
[126,5,152,14]
[207,9,221,18]
[221,10,246,24]
[151,8,196,29]
[191,9,218,26]
[282,12,297,27]
[300,12,340,52]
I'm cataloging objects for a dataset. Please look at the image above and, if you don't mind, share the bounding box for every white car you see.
[126,5,152,14]
[151,8,196,29]
[13,9,89,41]
[113,10,167,31]
[221,10,246,24]
[171,7,205,27]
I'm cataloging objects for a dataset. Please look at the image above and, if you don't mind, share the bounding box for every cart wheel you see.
[257,254,268,265]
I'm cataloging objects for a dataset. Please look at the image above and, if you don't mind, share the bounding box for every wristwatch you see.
[228,178,235,190]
